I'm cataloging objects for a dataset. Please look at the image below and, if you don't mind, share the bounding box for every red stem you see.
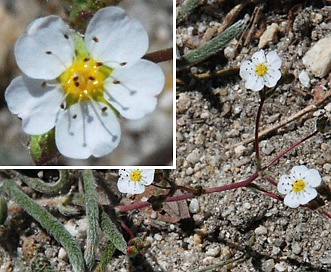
[116,172,259,212]
[263,130,318,170]
[121,222,135,239]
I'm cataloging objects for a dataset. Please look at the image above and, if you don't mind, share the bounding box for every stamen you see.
[93,36,99,42]
[46,51,52,55]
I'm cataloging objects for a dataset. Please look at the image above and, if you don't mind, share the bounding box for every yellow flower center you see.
[292,179,306,192]
[255,63,268,77]
[130,170,142,182]
[59,56,113,107]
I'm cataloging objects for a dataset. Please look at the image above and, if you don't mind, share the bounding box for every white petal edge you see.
[304,169,322,187]
[245,75,264,91]
[291,165,309,180]
[55,101,121,159]
[251,49,266,65]
[300,187,318,204]
[284,192,300,208]
[264,69,281,88]
[85,6,148,66]
[239,61,255,80]
[104,60,165,119]
[267,51,282,69]
[117,179,145,194]
[5,76,64,135]
[141,170,155,186]
[277,174,293,194]
[15,16,75,80]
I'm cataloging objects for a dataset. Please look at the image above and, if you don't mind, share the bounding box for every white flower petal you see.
[55,101,121,159]
[303,169,322,187]
[245,75,264,91]
[141,170,155,186]
[284,192,300,208]
[15,16,74,79]
[291,165,309,180]
[264,69,281,88]
[239,61,255,80]
[251,49,266,65]
[117,179,145,194]
[267,51,282,69]
[5,76,64,135]
[85,7,148,65]
[299,187,318,204]
[277,174,294,194]
[104,60,164,119]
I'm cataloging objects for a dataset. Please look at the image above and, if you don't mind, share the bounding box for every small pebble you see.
[186,149,201,164]
[154,233,163,241]
[299,70,310,87]
[303,37,331,78]
[58,248,68,261]
[234,145,246,156]
[189,198,200,214]
[258,23,279,48]
[262,259,275,272]
[206,246,220,257]
[275,263,287,272]
[255,226,268,235]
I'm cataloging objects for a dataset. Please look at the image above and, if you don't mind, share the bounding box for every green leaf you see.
[177,20,245,70]
[100,211,127,254]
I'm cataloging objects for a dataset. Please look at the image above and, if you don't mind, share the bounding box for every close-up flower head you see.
[117,169,155,194]
[277,165,322,208]
[5,6,165,160]
[239,49,282,91]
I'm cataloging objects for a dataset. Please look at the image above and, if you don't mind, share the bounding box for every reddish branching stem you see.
[263,130,318,170]
[116,172,259,213]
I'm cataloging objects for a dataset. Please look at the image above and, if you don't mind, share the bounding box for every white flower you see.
[239,49,282,91]
[117,169,155,194]
[277,165,322,208]
[5,7,165,159]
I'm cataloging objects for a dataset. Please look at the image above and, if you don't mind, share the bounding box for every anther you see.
[96,62,103,66]
[46,51,52,55]
[73,76,79,81]
[72,114,77,119]
[41,81,47,88]
[89,76,96,81]
[93,36,99,42]
[60,103,65,109]
[64,34,69,39]
[113,80,120,84]
[74,82,80,87]
[120,62,127,66]
[102,106,107,112]
[84,57,90,62]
